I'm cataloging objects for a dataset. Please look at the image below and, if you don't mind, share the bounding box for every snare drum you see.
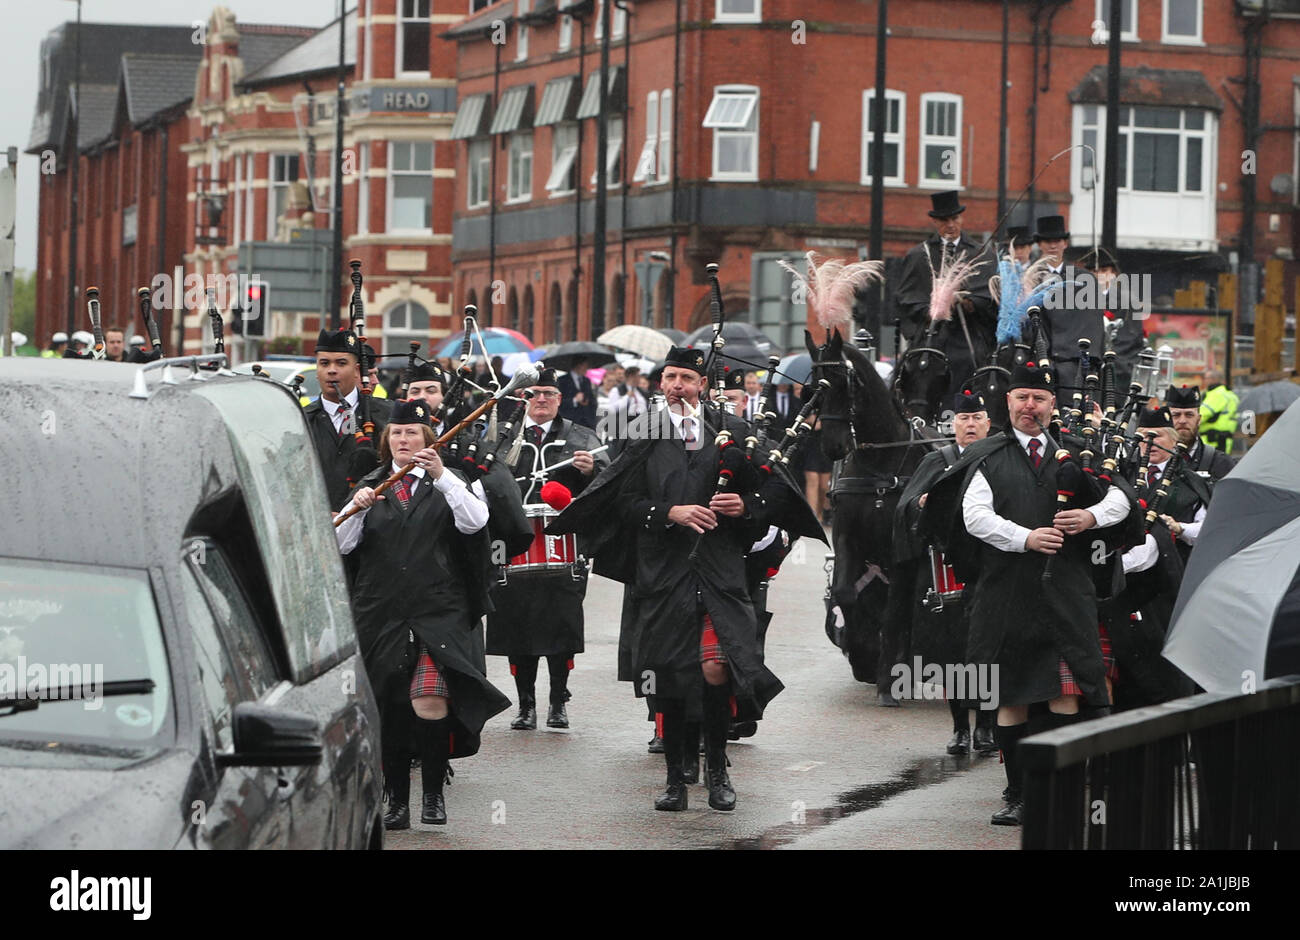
[506,504,579,574]
[922,546,964,612]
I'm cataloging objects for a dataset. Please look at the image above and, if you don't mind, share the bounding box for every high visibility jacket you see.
[1200,383,1239,454]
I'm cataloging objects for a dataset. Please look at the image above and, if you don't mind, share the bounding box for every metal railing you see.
[1020,676,1300,849]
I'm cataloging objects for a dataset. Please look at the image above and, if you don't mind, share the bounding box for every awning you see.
[450,92,492,139]
[535,75,579,126]
[489,84,535,134]
[575,65,625,119]
[1069,65,1224,112]
[703,89,758,129]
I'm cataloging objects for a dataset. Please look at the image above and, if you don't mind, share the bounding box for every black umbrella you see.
[658,327,687,344]
[544,341,618,372]
[684,322,782,356]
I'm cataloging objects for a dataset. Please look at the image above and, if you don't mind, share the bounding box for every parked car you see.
[0,357,384,849]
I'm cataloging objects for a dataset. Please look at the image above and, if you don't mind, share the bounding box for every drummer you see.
[486,368,611,730]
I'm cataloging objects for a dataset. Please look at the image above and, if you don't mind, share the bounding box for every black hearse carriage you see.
[0,356,383,849]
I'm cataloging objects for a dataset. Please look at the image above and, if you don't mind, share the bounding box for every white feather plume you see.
[777,251,885,333]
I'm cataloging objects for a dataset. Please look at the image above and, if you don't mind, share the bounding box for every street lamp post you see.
[329,0,346,330]
[65,0,82,339]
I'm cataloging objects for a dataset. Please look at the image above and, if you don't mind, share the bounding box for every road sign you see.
[236,229,332,314]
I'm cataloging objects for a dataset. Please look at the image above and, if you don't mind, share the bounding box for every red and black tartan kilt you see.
[410,646,450,699]
[699,614,728,665]
[1058,623,1118,697]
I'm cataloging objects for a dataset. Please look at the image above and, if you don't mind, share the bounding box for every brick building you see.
[445,0,1300,362]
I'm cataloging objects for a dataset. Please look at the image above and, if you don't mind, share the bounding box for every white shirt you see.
[775,390,791,417]
[321,388,360,435]
[1144,458,1206,544]
[524,417,554,436]
[335,462,490,554]
[962,431,1131,553]
[665,404,703,441]
[746,393,760,418]
[1122,533,1160,574]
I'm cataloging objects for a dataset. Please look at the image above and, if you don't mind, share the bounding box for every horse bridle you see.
[892,332,950,420]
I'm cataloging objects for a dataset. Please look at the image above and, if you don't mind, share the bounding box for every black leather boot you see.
[509,657,538,730]
[973,707,998,754]
[654,706,688,811]
[382,752,411,830]
[990,722,1028,826]
[681,721,701,784]
[415,716,451,825]
[381,707,412,830]
[703,685,737,811]
[546,655,572,728]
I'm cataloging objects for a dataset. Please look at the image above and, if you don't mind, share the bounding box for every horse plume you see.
[778,251,884,335]
[993,257,1024,344]
[928,250,979,324]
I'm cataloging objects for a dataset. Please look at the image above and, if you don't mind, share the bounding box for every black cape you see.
[304,394,394,510]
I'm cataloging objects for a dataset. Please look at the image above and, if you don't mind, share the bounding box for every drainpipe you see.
[667,0,681,329]
[489,34,500,324]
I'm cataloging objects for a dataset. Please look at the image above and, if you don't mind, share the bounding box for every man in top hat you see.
[1034,215,1104,404]
[1164,385,1235,482]
[1006,225,1033,267]
[550,345,823,812]
[1079,247,1146,392]
[896,190,999,399]
[920,361,1139,825]
[486,368,609,730]
[304,328,394,510]
[1034,215,1070,275]
[887,389,998,755]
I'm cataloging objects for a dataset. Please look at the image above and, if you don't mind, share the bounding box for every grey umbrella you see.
[775,352,813,386]
[684,322,782,356]
[1164,398,1300,691]
[1237,379,1300,416]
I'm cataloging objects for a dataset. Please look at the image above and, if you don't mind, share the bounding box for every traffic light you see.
[242,279,268,338]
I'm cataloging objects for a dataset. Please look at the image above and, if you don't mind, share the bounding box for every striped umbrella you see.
[431,327,534,360]
[1164,399,1300,691]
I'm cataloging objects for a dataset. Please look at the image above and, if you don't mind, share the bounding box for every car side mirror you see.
[216,702,323,768]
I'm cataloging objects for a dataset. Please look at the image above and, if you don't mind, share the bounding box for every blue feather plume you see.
[995,258,1023,344]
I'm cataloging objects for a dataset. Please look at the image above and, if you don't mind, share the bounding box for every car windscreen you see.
[0,558,172,750]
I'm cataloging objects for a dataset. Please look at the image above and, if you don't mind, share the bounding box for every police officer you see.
[1198,370,1239,455]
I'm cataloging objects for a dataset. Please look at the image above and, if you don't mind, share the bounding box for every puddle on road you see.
[720,753,980,850]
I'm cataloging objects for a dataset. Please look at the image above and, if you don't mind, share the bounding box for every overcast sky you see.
[5,1,341,273]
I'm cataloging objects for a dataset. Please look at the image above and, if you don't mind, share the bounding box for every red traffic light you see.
[248,285,263,300]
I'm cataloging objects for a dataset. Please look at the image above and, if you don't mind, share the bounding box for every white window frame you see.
[398,0,432,77]
[357,143,370,234]
[383,300,431,357]
[715,0,761,24]
[1095,0,1139,43]
[547,123,579,195]
[918,92,962,189]
[633,90,659,184]
[861,88,906,186]
[516,0,531,62]
[508,131,534,203]
[613,1,627,38]
[267,153,298,240]
[468,138,491,209]
[558,12,573,52]
[590,116,623,189]
[658,89,673,184]
[386,141,434,234]
[1161,0,1202,45]
[704,85,759,182]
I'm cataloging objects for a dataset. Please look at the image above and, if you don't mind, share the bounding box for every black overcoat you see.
[548,404,823,720]
[348,466,510,757]
[304,393,393,510]
[486,418,609,657]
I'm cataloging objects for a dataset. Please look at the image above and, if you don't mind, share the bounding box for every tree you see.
[11,268,35,341]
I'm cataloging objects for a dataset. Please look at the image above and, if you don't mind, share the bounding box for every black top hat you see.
[531,368,560,388]
[1006,225,1030,244]
[722,367,746,391]
[1033,215,1070,242]
[1008,361,1054,392]
[316,328,360,357]
[1164,385,1201,409]
[953,390,986,414]
[928,190,966,219]
[390,399,433,426]
[1080,246,1119,271]
[1138,405,1174,430]
[664,345,708,375]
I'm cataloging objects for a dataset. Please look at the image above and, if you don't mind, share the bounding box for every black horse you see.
[812,329,935,697]
[890,324,950,427]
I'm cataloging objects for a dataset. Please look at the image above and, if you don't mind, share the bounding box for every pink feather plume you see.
[928,250,979,323]
[777,251,884,333]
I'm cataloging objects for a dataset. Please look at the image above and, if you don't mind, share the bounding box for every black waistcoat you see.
[964,435,1110,708]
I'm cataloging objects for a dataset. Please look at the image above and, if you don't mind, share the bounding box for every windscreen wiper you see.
[0,679,156,715]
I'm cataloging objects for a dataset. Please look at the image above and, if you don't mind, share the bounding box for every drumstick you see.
[514,444,611,482]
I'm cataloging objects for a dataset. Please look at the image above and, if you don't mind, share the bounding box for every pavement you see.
[387,538,1020,850]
